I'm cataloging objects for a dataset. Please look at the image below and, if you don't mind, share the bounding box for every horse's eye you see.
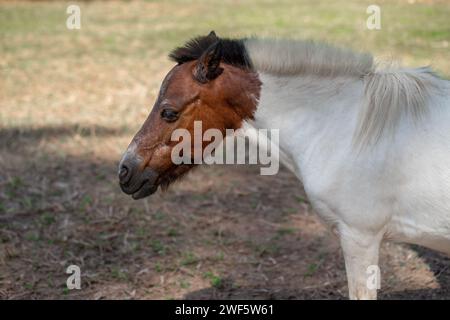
[160,109,179,122]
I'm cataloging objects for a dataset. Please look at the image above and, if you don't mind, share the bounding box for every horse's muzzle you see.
[118,155,159,199]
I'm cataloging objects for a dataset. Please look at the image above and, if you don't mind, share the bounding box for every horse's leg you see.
[339,227,382,300]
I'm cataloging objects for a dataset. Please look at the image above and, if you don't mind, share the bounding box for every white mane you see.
[356,66,445,146]
[245,38,374,77]
[244,38,447,147]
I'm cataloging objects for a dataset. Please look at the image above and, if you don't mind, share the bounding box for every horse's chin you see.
[131,182,158,200]
[157,164,196,192]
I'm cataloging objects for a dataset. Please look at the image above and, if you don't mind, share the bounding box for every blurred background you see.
[0,0,449,299]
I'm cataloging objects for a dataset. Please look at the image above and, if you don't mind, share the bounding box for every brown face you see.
[119,37,261,199]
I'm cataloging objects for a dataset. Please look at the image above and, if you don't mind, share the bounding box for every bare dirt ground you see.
[1,0,449,300]
[1,130,449,299]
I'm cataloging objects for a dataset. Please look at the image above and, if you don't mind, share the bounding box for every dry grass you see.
[0,0,449,299]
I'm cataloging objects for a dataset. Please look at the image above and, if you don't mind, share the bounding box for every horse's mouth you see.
[119,167,160,200]
[131,180,158,200]
[120,179,158,199]
[119,165,194,200]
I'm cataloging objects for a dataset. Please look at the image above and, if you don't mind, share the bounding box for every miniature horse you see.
[119,31,450,299]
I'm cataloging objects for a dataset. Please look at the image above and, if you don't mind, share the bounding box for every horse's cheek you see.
[148,145,173,170]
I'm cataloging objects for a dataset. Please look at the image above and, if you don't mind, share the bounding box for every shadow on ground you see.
[0,125,449,299]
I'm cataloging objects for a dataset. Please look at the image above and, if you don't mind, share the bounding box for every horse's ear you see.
[207,30,217,39]
[193,40,223,83]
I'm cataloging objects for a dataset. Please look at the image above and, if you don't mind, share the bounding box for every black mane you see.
[169,35,252,69]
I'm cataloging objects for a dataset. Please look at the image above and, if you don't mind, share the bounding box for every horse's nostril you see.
[119,164,131,184]
[119,166,128,179]
[119,155,143,185]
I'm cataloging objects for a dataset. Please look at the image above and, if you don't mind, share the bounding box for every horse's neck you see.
[251,72,365,178]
